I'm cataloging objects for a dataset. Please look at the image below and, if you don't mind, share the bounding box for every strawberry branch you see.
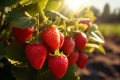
[0,8,5,27]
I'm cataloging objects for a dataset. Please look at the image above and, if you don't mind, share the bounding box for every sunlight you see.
[65,0,85,11]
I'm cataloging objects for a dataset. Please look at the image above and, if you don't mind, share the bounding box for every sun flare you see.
[65,0,85,11]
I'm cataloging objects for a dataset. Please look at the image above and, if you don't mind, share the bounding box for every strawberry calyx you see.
[49,50,65,57]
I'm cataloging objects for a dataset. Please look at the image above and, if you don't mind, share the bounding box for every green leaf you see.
[87,31,105,43]
[45,0,63,11]
[78,23,88,32]
[88,24,98,32]
[12,67,38,80]
[62,65,80,80]
[6,8,35,28]
[0,0,19,9]
[86,43,99,48]
[19,0,30,5]
[85,43,98,53]
[85,43,105,54]
[45,10,68,21]
[85,47,95,53]
[96,44,106,55]
[38,0,48,10]
[22,3,39,16]
[10,16,35,28]
[5,41,26,62]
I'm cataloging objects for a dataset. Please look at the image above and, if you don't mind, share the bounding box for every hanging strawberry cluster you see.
[11,16,98,79]
[0,0,105,80]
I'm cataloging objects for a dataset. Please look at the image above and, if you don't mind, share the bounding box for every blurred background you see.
[62,0,120,80]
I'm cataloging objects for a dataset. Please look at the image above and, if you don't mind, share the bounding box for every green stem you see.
[36,13,40,42]
[75,21,79,31]
[0,8,4,27]
[39,10,47,24]
[0,22,9,33]
[63,20,67,37]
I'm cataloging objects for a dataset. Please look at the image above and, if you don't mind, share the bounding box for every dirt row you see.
[78,37,120,80]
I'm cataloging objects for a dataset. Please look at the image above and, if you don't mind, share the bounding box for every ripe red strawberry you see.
[41,26,60,51]
[61,37,75,56]
[79,19,91,32]
[75,33,87,50]
[25,43,47,70]
[76,53,88,69]
[12,27,34,44]
[68,51,79,66]
[48,54,68,79]
[59,32,64,49]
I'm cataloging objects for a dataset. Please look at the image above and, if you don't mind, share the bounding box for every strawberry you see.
[25,43,47,70]
[48,54,68,79]
[76,53,88,69]
[41,26,60,51]
[59,32,64,49]
[12,27,34,44]
[75,33,87,50]
[68,51,79,66]
[61,37,75,56]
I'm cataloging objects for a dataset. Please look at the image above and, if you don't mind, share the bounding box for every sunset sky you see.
[84,0,120,13]
[65,0,120,13]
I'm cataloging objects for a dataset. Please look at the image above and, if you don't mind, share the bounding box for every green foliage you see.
[45,10,68,23]
[22,3,39,16]
[77,7,96,22]
[96,44,105,54]
[6,8,36,28]
[0,58,16,80]
[0,0,19,9]
[87,24,104,43]
[45,0,64,11]
[61,65,80,80]
[99,23,120,37]
[38,0,48,10]
[0,42,6,58]
[12,67,38,80]
[5,41,26,62]
[85,24,105,54]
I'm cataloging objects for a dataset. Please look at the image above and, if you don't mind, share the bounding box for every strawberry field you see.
[0,0,108,80]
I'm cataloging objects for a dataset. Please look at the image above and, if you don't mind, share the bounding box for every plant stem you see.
[0,8,4,27]
[63,20,67,37]
[0,22,9,33]
[39,10,47,24]
[37,12,40,41]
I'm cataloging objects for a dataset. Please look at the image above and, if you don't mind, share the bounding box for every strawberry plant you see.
[0,0,105,80]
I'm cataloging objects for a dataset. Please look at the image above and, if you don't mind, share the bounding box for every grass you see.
[98,23,120,37]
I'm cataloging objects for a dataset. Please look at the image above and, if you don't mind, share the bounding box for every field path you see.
[78,37,120,80]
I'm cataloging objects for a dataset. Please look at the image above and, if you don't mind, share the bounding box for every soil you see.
[78,37,120,80]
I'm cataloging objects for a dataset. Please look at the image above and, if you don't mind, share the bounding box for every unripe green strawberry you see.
[75,33,87,50]
[76,53,88,69]
[48,54,68,79]
[25,43,47,70]
[68,51,79,66]
[61,37,75,56]
[59,32,64,49]
[79,19,91,32]
[41,26,60,52]
[12,27,34,44]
